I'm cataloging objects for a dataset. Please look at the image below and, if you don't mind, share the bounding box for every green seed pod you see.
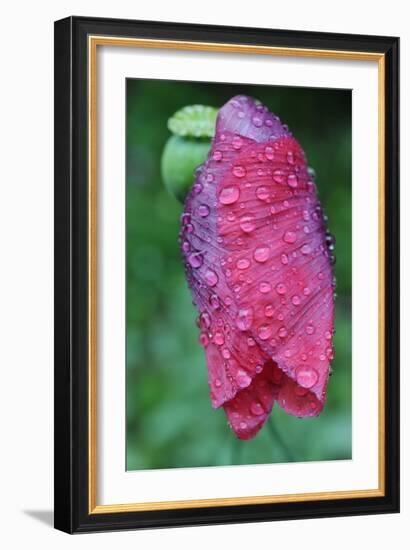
[161,135,211,203]
[161,105,218,203]
[168,105,218,138]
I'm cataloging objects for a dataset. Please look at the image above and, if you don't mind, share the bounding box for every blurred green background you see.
[126,80,352,470]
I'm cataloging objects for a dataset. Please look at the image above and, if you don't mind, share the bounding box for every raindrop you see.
[193,183,203,194]
[280,253,289,265]
[250,402,264,416]
[232,165,246,178]
[232,136,243,149]
[219,186,240,205]
[256,186,270,201]
[237,258,250,270]
[259,281,271,294]
[273,169,286,184]
[182,240,190,253]
[292,295,301,306]
[278,327,288,338]
[236,307,254,331]
[199,312,211,329]
[209,294,220,310]
[204,269,218,287]
[264,304,275,317]
[283,230,297,244]
[305,324,315,335]
[198,204,210,217]
[199,332,209,347]
[301,244,311,255]
[212,150,222,161]
[287,151,295,165]
[239,421,248,430]
[265,146,274,160]
[287,174,298,188]
[237,369,251,388]
[188,252,203,268]
[252,115,263,127]
[254,246,270,263]
[275,282,287,295]
[295,365,319,388]
[239,214,256,233]
[258,324,272,340]
[214,331,225,346]
[222,348,231,359]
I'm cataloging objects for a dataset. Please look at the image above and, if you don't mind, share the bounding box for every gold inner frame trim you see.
[88,35,386,514]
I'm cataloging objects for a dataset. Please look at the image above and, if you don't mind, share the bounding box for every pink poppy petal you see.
[180,95,335,439]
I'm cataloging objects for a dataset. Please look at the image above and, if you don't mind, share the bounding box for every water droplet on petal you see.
[292,295,301,305]
[283,230,297,244]
[236,307,254,331]
[275,282,287,295]
[204,269,218,287]
[219,186,240,205]
[265,146,274,160]
[232,136,243,149]
[215,378,222,387]
[214,331,225,346]
[209,294,220,310]
[250,402,264,416]
[198,204,210,217]
[287,174,298,188]
[199,332,209,347]
[212,150,222,161]
[281,253,289,265]
[258,324,272,340]
[259,281,271,294]
[239,421,247,430]
[254,246,270,263]
[305,324,315,335]
[237,258,250,270]
[252,115,263,127]
[295,365,319,388]
[301,244,311,255]
[222,348,231,359]
[232,165,246,178]
[256,186,270,201]
[287,151,295,165]
[273,170,286,184]
[264,304,274,317]
[199,312,211,329]
[278,327,288,338]
[240,214,256,233]
[188,252,203,268]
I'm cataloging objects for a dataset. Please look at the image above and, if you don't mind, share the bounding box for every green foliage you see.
[126,79,352,470]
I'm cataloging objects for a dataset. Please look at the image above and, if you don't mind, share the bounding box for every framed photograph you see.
[54,16,400,533]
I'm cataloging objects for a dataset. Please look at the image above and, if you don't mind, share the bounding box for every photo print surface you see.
[126,79,352,471]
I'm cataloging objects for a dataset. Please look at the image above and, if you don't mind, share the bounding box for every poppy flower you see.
[180,95,335,440]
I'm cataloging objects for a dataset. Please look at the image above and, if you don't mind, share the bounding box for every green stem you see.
[267,418,295,462]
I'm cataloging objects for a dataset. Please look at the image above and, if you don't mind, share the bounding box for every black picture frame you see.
[54,15,400,534]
